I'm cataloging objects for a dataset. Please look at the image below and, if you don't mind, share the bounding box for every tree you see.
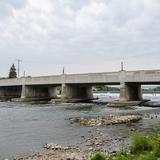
[9,64,17,78]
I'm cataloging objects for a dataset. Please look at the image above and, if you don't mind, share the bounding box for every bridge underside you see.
[61,84,94,102]
[0,86,21,100]
[0,81,158,103]
[20,85,58,101]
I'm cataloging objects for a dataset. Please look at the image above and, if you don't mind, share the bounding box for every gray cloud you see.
[0,0,26,17]
[0,0,160,76]
[3,0,26,8]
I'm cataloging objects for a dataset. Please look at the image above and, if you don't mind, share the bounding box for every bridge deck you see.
[0,70,160,86]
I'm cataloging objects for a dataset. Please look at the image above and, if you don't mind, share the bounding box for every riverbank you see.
[15,147,89,160]
[15,129,160,160]
[91,130,160,160]
[14,128,117,160]
[14,115,143,160]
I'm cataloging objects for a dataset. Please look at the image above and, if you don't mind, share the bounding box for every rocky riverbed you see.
[14,130,113,160]
[68,115,142,127]
[15,115,142,160]
[15,147,89,160]
[14,114,143,160]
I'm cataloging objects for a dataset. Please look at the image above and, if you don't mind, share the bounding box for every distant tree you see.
[9,64,17,78]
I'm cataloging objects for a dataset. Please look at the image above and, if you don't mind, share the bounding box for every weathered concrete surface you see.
[120,83,142,101]
[0,70,160,102]
[0,86,21,100]
[0,70,160,86]
[19,85,58,101]
[61,84,93,100]
[21,85,49,98]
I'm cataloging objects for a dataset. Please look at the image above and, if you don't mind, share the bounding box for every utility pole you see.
[16,59,22,78]
[62,66,65,75]
[23,71,26,77]
[121,61,124,71]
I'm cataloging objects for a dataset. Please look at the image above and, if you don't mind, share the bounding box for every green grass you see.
[90,131,160,160]
[90,153,107,160]
[130,133,153,154]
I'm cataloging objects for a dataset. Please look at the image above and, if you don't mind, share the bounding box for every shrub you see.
[130,133,152,154]
[113,155,133,160]
[91,131,160,160]
[152,146,160,158]
[90,152,107,160]
[137,153,157,160]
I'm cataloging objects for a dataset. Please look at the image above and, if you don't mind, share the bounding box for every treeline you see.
[93,85,160,94]
[143,87,160,93]
[93,85,120,93]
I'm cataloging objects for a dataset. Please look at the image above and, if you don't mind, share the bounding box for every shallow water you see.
[0,94,160,159]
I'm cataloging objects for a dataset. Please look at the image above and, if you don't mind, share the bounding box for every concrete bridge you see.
[0,70,160,102]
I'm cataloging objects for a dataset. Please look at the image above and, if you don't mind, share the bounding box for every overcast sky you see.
[0,0,160,77]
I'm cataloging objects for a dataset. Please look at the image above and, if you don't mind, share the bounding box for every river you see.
[0,93,160,159]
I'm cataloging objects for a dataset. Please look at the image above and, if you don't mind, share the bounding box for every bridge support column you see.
[48,86,58,99]
[0,87,5,100]
[20,85,51,101]
[120,82,142,101]
[21,85,26,99]
[0,87,5,96]
[61,84,93,102]
[108,82,142,107]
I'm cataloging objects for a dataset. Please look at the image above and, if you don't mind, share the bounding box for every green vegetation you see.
[93,85,160,94]
[143,87,160,94]
[90,131,160,160]
[91,152,107,160]
[93,85,120,93]
[9,64,17,78]
[130,133,152,154]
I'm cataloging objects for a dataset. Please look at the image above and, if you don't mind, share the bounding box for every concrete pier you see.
[18,85,58,102]
[61,84,94,102]
[120,82,142,101]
